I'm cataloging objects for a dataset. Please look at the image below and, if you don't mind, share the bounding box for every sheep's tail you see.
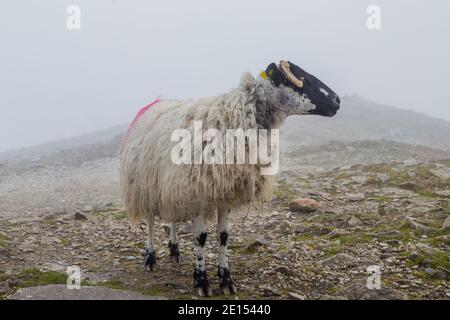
[120,97,162,156]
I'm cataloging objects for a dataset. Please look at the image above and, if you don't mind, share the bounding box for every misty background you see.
[0,0,449,152]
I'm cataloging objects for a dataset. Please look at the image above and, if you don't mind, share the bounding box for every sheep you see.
[120,60,340,296]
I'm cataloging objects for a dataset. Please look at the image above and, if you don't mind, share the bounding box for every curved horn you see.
[279,60,304,88]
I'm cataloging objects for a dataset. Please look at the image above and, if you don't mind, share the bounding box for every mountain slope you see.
[1,95,449,165]
[283,95,450,150]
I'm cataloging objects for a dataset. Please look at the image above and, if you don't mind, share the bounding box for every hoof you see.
[222,283,237,295]
[144,249,156,271]
[168,241,180,263]
[218,267,237,295]
[193,269,211,297]
[197,286,212,297]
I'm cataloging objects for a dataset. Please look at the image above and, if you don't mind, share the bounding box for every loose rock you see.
[320,253,358,269]
[288,292,306,300]
[348,193,365,202]
[442,216,450,230]
[74,211,87,221]
[288,199,320,213]
[347,216,362,227]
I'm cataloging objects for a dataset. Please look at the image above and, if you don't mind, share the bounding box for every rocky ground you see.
[1,157,449,300]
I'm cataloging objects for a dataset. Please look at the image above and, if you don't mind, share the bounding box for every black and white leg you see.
[168,222,180,263]
[217,208,237,295]
[193,215,212,297]
[144,215,156,271]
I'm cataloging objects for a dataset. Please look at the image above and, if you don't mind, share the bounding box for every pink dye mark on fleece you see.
[120,98,162,156]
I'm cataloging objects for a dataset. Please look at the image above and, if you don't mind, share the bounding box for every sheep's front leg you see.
[144,215,156,271]
[168,222,180,263]
[217,208,237,295]
[193,215,212,297]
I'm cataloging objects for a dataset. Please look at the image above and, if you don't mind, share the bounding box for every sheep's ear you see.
[265,62,286,87]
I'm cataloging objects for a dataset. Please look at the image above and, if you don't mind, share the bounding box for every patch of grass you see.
[331,233,373,246]
[60,238,71,246]
[396,166,450,198]
[364,176,383,187]
[98,210,128,221]
[414,185,448,199]
[412,270,429,280]
[428,250,450,269]
[403,251,427,269]
[404,248,449,270]
[427,227,448,238]
[412,270,444,285]
[81,279,94,286]
[139,285,170,296]
[111,211,128,220]
[0,233,9,247]
[243,246,258,255]
[231,241,271,255]
[325,285,341,294]
[98,207,116,213]
[425,235,450,248]
[273,182,296,204]
[355,212,386,225]
[0,272,7,282]
[333,171,352,181]
[229,244,249,255]
[368,195,390,204]
[396,220,423,239]
[400,219,446,238]
[19,268,67,287]
[42,217,58,225]
[295,233,314,241]
[99,279,127,290]
[439,159,450,168]
[363,163,390,173]
[276,243,290,254]
[417,190,438,198]
[321,245,344,259]
[386,170,410,186]
[438,204,450,220]
[427,250,450,269]
[254,257,273,269]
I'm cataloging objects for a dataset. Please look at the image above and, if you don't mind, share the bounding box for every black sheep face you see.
[266,61,340,117]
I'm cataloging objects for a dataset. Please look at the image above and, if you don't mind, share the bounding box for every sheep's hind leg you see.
[144,215,156,271]
[193,215,212,297]
[217,208,237,295]
[168,222,180,263]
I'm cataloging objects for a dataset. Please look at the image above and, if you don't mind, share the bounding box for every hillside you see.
[1,158,449,300]
[283,95,450,151]
[1,96,450,167]
[0,96,449,300]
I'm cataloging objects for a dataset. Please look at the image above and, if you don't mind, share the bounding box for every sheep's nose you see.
[334,96,341,110]
[335,96,340,105]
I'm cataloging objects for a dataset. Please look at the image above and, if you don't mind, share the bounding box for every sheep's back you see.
[120,84,273,223]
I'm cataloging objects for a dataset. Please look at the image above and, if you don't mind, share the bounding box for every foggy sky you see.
[1,0,449,152]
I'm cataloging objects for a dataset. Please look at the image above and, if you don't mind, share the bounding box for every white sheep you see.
[120,60,340,296]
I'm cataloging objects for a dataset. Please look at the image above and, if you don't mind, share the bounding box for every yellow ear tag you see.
[259,71,268,80]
